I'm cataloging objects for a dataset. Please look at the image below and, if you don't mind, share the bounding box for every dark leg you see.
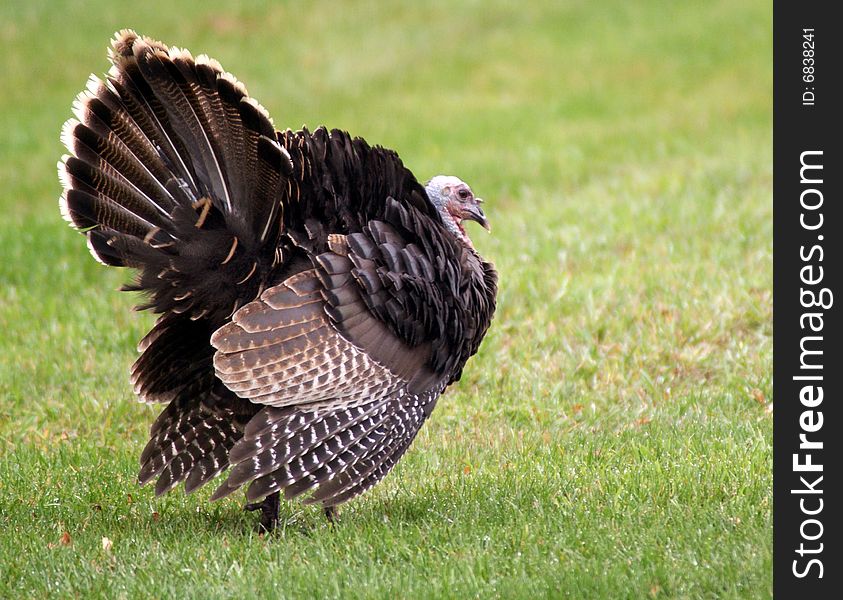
[245,492,280,533]
[324,505,337,524]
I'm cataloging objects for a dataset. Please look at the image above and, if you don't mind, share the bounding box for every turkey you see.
[57,30,497,530]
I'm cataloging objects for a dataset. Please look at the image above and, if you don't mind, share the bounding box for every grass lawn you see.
[0,0,772,597]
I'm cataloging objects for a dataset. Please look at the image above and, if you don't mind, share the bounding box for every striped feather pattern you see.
[212,388,440,506]
[137,382,253,495]
[212,269,406,409]
[309,391,438,506]
[59,29,292,322]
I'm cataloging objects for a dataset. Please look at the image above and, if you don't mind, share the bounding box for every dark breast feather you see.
[276,127,496,385]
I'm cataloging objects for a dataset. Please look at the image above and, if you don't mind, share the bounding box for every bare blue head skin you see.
[425,175,490,247]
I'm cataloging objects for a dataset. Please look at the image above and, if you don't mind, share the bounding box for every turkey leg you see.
[245,492,280,532]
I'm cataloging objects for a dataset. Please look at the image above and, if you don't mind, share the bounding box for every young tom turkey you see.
[58,30,497,531]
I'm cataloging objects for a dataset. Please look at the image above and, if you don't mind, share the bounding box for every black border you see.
[773,2,841,596]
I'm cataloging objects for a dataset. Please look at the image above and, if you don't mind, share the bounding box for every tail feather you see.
[86,228,136,267]
[62,183,160,239]
[107,33,203,197]
[62,116,175,217]
[131,43,232,211]
[59,29,293,321]
[129,314,214,404]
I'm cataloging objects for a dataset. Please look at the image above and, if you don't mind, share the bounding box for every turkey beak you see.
[464,201,491,232]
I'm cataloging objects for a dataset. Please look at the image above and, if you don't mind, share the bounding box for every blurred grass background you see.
[0,0,771,597]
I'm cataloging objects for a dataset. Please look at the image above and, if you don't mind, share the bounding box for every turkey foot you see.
[245,492,280,533]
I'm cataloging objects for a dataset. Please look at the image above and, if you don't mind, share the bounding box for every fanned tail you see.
[58,29,292,321]
[58,29,296,496]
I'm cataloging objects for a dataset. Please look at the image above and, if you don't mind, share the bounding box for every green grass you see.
[0,0,772,597]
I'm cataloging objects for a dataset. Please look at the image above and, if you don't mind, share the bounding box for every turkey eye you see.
[458,189,469,200]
